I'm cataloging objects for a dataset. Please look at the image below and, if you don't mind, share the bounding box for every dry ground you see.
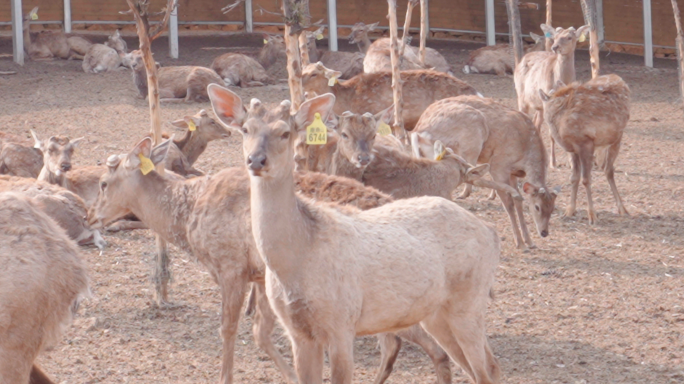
[1,33,683,384]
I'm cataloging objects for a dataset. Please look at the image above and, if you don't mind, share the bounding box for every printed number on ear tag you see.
[188,120,197,132]
[377,122,392,136]
[306,113,327,145]
[328,76,337,87]
[316,33,324,40]
[138,153,155,175]
[31,13,38,20]
[578,34,586,43]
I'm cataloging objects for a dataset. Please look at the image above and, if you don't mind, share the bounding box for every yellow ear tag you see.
[315,33,324,40]
[263,39,268,45]
[327,76,337,87]
[435,149,447,161]
[187,120,197,132]
[377,122,392,136]
[31,13,38,20]
[138,153,155,175]
[578,34,586,43]
[306,113,327,145]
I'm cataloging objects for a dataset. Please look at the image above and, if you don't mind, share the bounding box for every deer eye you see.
[535,205,540,212]
[100,181,108,191]
[281,131,290,140]
[341,133,349,140]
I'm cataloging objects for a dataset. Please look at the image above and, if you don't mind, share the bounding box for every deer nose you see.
[358,154,371,166]
[60,163,72,172]
[551,45,559,53]
[540,230,548,238]
[247,154,267,171]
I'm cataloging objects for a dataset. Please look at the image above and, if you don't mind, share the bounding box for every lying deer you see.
[0,132,43,178]
[463,32,545,76]
[540,74,630,224]
[82,30,129,73]
[0,192,88,384]
[125,50,224,102]
[22,7,90,61]
[411,96,558,249]
[515,24,589,167]
[306,26,365,79]
[302,62,479,130]
[233,87,501,384]
[210,52,272,87]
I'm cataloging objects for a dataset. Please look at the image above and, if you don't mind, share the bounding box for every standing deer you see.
[219,85,501,383]
[540,74,630,224]
[514,24,590,167]
[0,192,88,384]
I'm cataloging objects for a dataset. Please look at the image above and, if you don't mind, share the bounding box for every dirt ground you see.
[1,33,683,384]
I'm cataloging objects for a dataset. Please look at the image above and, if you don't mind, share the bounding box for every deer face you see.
[105,30,127,54]
[542,24,590,56]
[334,106,391,169]
[32,132,84,177]
[523,182,558,238]
[302,62,342,97]
[349,22,377,44]
[170,109,232,141]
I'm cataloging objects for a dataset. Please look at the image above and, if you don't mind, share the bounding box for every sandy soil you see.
[1,33,683,384]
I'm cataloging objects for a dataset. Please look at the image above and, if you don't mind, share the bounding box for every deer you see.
[463,32,545,76]
[22,7,89,61]
[0,192,89,384]
[125,50,224,102]
[302,62,479,130]
[411,96,558,249]
[305,26,365,79]
[350,22,452,75]
[514,24,590,168]
[82,30,129,73]
[0,132,43,178]
[211,53,272,87]
[87,121,453,384]
[225,83,501,384]
[539,74,630,224]
[0,175,106,250]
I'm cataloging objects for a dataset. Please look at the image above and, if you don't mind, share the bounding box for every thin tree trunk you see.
[506,0,524,66]
[672,0,684,106]
[419,0,428,66]
[387,0,406,142]
[282,0,310,111]
[580,0,600,78]
[299,32,310,66]
[546,0,553,51]
[400,0,418,57]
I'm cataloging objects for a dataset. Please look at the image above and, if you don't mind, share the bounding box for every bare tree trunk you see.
[298,32,310,66]
[387,0,406,142]
[506,0,524,66]
[125,0,177,306]
[419,0,428,66]
[546,0,553,51]
[400,0,418,57]
[282,0,310,111]
[672,0,684,106]
[580,0,600,78]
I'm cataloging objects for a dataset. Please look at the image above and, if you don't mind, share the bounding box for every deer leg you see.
[604,142,629,216]
[511,176,535,248]
[105,219,149,232]
[457,184,473,199]
[374,333,402,384]
[328,331,355,384]
[565,152,581,218]
[487,189,497,200]
[578,144,597,224]
[497,179,526,249]
[420,311,477,383]
[154,236,171,305]
[397,325,452,384]
[292,336,325,384]
[219,274,249,384]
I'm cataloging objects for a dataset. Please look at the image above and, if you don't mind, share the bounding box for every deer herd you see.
[1,7,635,384]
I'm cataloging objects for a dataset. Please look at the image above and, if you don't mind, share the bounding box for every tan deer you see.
[411,96,558,249]
[514,24,590,168]
[0,132,43,178]
[302,62,479,130]
[82,30,128,73]
[229,83,501,383]
[539,74,630,224]
[0,192,88,384]
[210,53,272,87]
[463,32,545,76]
[125,50,224,102]
[22,7,87,61]
[306,26,365,79]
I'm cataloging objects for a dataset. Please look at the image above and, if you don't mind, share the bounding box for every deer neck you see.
[38,167,70,190]
[554,51,577,85]
[23,23,33,52]
[331,82,354,115]
[331,147,363,181]
[523,134,549,189]
[357,35,372,53]
[175,131,207,165]
[249,165,313,285]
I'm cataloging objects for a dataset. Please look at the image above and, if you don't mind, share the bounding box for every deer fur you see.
[463,32,545,76]
[82,30,128,74]
[514,24,590,167]
[539,74,630,224]
[0,142,43,178]
[22,7,83,61]
[0,192,88,384]
[306,26,365,79]
[211,53,272,87]
[0,175,105,250]
[227,86,501,384]
[66,36,93,59]
[125,50,224,102]
[302,62,479,130]
[411,96,558,249]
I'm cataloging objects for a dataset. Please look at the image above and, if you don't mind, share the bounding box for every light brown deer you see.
[0,192,88,384]
[0,142,43,178]
[125,50,224,102]
[210,53,272,87]
[0,175,105,250]
[82,30,128,73]
[231,85,501,384]
[539,74,630,224]
[306,26,365,79]
[411,96,558,249]
[463,32,545,76]
[22,7,85,61]
[302,62,479,130]
[514,24,590,168]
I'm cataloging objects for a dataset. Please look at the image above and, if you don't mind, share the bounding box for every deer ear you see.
[30,129,43,150]
[539,89,550,102]
[208,84,246,130]
[576,25,591,40]
[294,93,336,132]
[125,137,153,170]
[374,104,394,125]
[466,163,490,181]
[529,32,542,43]
[70,137,85,148]
[540,24,555,38]
[368,22,379,31]
[170,118,187,129]
[522,182,539,195]
[150,138,172,166]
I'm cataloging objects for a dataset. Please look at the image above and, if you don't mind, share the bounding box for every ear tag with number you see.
[578,34,586,43]
[328,76,337,87]
[306,113,328,145]
[188,120,197,132]
[377,122,392,136]
[315,33,324,40]
[31,13,38,20]
[544,31,552,38]
[435,149,447,161]
[138,153,155,175]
